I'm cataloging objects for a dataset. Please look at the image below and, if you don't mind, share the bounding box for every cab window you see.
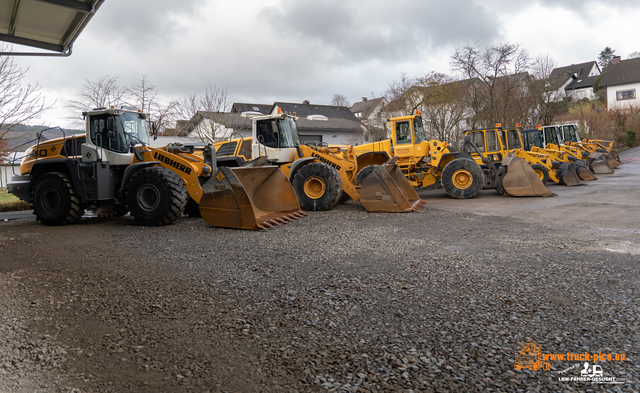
[256,120,278,148]
[395,121,412,144]
[486,130,499,152]
[468,131,485,152]
[507,130,521,150]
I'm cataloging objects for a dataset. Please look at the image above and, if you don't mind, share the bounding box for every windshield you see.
[414,118,427,143]
[276,117,299,148]
[118,112,149,147]
[522,130,543,150]
[544,126,559,145]
[562,125,579,142]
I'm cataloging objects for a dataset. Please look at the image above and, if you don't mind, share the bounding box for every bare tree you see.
[628,51,640,59]
[528,54,568,126]
[66,75,126,126]
[383,72,421,119]
[450,42,532,128]
[1,47,53,157]
[330,94,350,107]
[126,75,178,134]
[414,72,469,141]
[173,86,231,142]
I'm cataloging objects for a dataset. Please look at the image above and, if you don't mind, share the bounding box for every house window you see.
[616,89,636,101]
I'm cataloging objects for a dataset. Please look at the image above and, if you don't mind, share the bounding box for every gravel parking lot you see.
[1,147,639,392]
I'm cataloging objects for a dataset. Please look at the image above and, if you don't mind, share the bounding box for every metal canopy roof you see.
[0,0,104,56]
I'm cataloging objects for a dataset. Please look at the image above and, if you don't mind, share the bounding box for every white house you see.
[599,57,640,110]
[548,61,601,102]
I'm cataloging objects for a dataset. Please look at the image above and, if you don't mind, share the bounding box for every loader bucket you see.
[199,165,306,230]
[359,159,425,213]
[604,153,622,169]
[588,153,614,174]
[500,153,556,197]
[574,160,598,181]
[555,162,585,186]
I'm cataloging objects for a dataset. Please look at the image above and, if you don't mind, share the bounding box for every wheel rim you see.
[534,169,544,180]
[452,169,473,190]
[41,188,61,213]
[303,176,325,199]
[137,184,161,212]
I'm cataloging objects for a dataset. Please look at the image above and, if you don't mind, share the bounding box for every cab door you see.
[391,119,415,159]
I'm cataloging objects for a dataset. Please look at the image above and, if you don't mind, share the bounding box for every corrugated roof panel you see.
[13,1,78,44]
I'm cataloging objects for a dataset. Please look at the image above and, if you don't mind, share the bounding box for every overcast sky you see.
[10,0,640,127]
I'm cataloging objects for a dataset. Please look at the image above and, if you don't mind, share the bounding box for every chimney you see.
[303,100,310,105]
[612,56,621,64]
[362,97,367,102]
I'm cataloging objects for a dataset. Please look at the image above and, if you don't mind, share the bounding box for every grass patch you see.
[0,189,31,212]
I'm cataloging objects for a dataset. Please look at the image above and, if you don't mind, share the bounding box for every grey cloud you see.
[88,0,200,47]
[261,0,500,64]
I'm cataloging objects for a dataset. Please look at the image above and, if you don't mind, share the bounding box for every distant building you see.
[548,61,601,101]
[598,57,640,110]
[350,97,387,139]
[272,101,367,145]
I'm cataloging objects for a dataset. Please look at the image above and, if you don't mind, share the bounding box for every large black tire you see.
[355,165,377,185]
[32,172,84,226]
[184,197,201,217]
[127,167,188,226]
[440,158,484,199]
[529,164,550,185]
[292,162,342,211]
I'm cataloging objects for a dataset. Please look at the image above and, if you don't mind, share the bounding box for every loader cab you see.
[389,114,428,158]
[560,124,580,143]
[520,128,544,151]
[465,127,506,165]
[84,109,150,166]
[252,114,300,164]
[542,126,560,147]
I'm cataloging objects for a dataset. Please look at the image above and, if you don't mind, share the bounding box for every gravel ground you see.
[1,198,639,392]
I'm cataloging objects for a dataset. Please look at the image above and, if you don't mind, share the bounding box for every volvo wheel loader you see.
[522,124,619,174]
[211,110,423,213]
[7,107,303,230]
[347,112,487,199]
[554,124,621,170]
[462,125,556,196]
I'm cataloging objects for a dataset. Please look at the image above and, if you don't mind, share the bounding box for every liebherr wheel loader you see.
[211,111,423,213]
[7,107,303,230]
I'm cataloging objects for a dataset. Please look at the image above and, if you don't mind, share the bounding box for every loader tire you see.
[32,172,84,226]
[529,164,550,185]
[127,167,188,226]
[292,162,342,211]
[441,158,483,199]
[355,165,377,185]
[184,197,202,217]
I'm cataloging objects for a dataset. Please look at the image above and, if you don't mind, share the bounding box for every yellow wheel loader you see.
[348,112,486,199]
[211,111,423,213]
[555,124,621,171]
[7,107,303,230]
[521,125,613,176]
[462,125,556,196]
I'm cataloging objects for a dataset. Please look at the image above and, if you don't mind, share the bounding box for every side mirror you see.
[151,122,158,140]
[415,117,423,128]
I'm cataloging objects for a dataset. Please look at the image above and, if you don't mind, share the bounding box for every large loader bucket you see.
[199,164,306,230]
[500,153,556,197]
[555,162,585,186]
[359,159,425,213]
[588,153,614,174]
